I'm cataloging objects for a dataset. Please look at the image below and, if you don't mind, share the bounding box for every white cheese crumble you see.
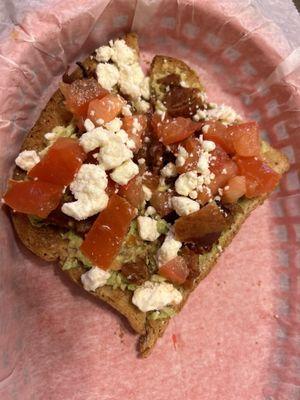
[189,190,198,199]
[84,119,95,132]
[175,171,198,196]
[172,196,200,216]
[113,129,135,150]
[197,153,210,174]
[79,127,110,153]
[132,116,142,133]
[104,117,122,133]
[121,104,132,116]
[96,63,120,91]
[157,232,182,266]
[193,104,241,125]
[95,45,114,62]
[98,135,133,170]
[176,146,189,167]
[132,281,182,312]
[95,39,150,108]
[61,164,108,221]
[119,64,145,99]
[145,206,156,216]
[96,118,104,126]
[142,185,152,201]
[81,267,111,291]
[111,39,137,65]
[161,162,178,178]
[15,150,40,171]
[133,98,151,113]
[110,159,139,185]
[137,216,160,242]
[202,124,210,134]
[202,140,216,152]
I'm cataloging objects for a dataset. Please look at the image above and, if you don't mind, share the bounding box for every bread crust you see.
[9,37,289,357]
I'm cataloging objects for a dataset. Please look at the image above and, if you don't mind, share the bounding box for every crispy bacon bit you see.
[158,73,181,87]
[174,202,229,244]
[121,259,150,285]
[163,86,204,118]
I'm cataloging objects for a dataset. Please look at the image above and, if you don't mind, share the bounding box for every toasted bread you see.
[10,35,289,357]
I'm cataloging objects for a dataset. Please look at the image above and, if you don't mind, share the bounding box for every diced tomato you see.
[174,202,228,244]
[158,256,189,285]
[60,78,108,118]
[222,176,246,204]
[150,190,173,217]
[122,115,148,152]
[177,136,201,174]
[152,114,202,145]
[203,121,235,154]
[87,94,125,124]
[142,173,160,191]
[80,195,136,269]
[197,145,238,205]
[118,174,144,208]
[228,122,260,157]
[106,178,119,197]
[235,156,280,198]
[3,180,63,218]
[151,113,164,138]
[209,145,232,174]
[204,121,261,157]
[29,137,86,186]
[121,260,150,284]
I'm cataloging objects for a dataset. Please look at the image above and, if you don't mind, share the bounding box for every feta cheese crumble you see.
[81,267,111,292]
[193,104,241,125]
[15,150,40,171]
[175,171,198,196]
[142,185,152,201]
[161,162,178,178]
[95,39,150,109]
[176,146,188,167]
[96,63,120,91]
[172,196,200,216]
[110,159,139,185]
[137,216,160,242]
[79,128,110,153]
[121,104,132,116]
[132,281,182,312]
[145,206,156,216]
[98,136,133,170]
[157,232,182,266]
[104,117,122,133]
[62,164,108,220]
[202,140,216,152]
[84,119,95,132]
[95,45,114,63]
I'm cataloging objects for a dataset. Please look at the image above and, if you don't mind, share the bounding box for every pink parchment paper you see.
[0,1,300,399]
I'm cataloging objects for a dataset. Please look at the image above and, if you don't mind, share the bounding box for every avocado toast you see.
[3,33,289,356]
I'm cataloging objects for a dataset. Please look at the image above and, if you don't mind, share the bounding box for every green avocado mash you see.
[61,221,161,277]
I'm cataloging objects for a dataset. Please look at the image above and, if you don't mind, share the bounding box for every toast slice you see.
[10,37,289,357]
